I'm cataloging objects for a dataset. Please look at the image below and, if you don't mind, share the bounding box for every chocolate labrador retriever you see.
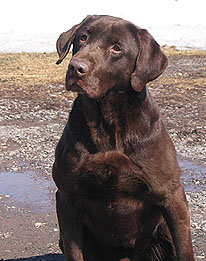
[53,15,195,260]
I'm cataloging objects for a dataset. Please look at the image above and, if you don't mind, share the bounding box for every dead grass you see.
[0,49,205,89]
[157,77,206,89]
[162,48,206,57]
[0,52,71,88]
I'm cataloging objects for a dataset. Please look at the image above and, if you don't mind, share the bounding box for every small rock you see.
[35,222,47,228]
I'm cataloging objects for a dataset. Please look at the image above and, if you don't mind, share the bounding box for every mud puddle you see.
[0,159,205,213]
[180,159,206,192]
[0,171,56,213]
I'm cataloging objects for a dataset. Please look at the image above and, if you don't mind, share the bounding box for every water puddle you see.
[0,159,205,213]
[0,171,56,213]
[179,160,206,192]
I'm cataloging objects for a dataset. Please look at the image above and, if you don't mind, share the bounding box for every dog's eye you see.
[111,45,121,53]
[80,35,88,42]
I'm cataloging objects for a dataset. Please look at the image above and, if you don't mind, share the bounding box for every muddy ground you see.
[0,50,205,260]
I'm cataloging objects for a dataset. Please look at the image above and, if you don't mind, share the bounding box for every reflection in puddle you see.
[179,160,206,192]
[0,171,56,213]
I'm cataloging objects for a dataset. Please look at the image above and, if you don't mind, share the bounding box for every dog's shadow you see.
[2,254,65,261]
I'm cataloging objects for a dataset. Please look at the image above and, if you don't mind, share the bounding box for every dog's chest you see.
[89,111,127,153]
[80,93,129,152]
[89,122,125,152]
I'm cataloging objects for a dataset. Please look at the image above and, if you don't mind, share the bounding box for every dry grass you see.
[162,48,206,57]
[0,52,71,88]
[159,48,206,91]
[0,49,205,89]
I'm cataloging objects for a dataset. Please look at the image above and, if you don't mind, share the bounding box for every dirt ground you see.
[0,49,206,260]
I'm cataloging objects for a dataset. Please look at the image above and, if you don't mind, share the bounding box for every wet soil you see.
[0,50,206,260]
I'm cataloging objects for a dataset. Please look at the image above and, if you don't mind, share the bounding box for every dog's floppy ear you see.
[56,24,79,65]
[56,15,93,65]
[131,29,168,92]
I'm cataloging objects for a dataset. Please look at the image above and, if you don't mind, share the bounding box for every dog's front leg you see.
[162,185,195,261]
[56,190,84,261]
[76,151,141,185]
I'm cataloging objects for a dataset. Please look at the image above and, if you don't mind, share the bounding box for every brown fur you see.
[53,15,194,260]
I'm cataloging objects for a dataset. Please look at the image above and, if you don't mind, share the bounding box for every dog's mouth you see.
[65,70,102,99]
[66,74,87,95]
[70,83,86,95]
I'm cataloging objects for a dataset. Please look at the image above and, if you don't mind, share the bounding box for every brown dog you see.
[52,15,195,260]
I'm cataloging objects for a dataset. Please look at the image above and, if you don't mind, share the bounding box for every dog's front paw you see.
[77,153,117,184]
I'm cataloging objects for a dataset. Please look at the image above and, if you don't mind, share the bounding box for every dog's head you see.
[56,15,168,99]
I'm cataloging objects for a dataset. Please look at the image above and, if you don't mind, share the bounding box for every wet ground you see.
[0,51,206,260]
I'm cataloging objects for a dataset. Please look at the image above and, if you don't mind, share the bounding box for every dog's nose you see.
[69,59,89,77]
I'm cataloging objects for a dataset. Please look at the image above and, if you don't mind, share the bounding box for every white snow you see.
[0,0,206,52]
